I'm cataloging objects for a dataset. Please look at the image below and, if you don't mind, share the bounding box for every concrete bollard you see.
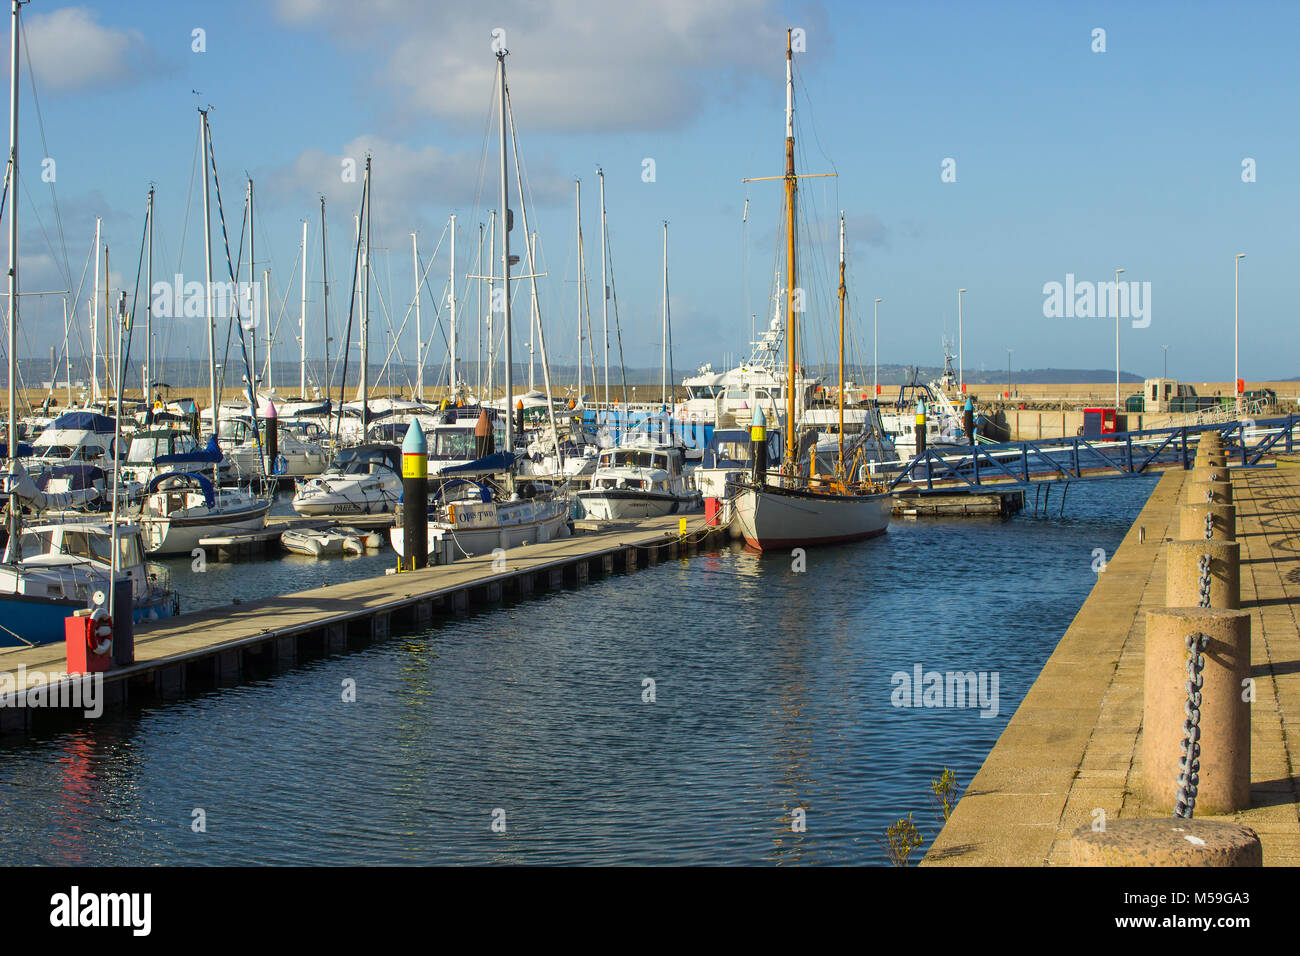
[1180,502,1235,542]
[1142,607,1251,815]
[1185,479,1232,505]
[1165,539,1240,609]
[1069,819,1262,866]
[1188,465,1229,485]
[1197,432,1223,450]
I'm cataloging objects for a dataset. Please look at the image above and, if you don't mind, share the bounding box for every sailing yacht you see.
[732,31,891,551]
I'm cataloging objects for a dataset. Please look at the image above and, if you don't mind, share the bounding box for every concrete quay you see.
[923,457,1300,866]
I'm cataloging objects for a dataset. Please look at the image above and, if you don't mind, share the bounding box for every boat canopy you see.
[154,435,223,466]
[49,411,116,433]
[146,471,217,508]
[432,478,492,503]
[33,464,106,492]
[435,451,516,477]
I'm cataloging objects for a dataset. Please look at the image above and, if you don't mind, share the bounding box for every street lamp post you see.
[873,297,882,401]
[1235,253,1245,417]
[1162,344,1168,381]
[1007,349,1012,400]
[957,288,967,393]
[1114,267,1124,411]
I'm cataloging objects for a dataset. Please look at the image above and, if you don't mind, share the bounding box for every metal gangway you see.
[887,414,1300,495]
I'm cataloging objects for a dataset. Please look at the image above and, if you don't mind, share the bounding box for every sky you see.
[3,0,1298,392]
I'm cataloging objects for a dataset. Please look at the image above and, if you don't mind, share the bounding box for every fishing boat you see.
[732,31,891,551]
[291,444,402,516]
[575,442,700,520]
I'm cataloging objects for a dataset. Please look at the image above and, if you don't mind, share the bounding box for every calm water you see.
[0,478,1156,865]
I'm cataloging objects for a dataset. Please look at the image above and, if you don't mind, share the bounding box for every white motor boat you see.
[575,443,700,520]
[138,471,272,555]
[291,444,402,517]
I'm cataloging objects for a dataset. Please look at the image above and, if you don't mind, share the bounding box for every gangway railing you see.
[887,414,1300,493]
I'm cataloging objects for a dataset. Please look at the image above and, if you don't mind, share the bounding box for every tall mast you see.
[145,185,154,401]
[300,220,308,398]
[200,110,219,449]
[247,178,256,406]
[575,179,582,405]
[476,221,483,397]
[63,298,71,407]
[486,210,494,399]
[263,268,271,393]
[411,231,422,402]
[91,217,100,402]
[360,156,371,431]
[598,167,609,408]
[103,244,110,402]
[661,221,669,406]
[837,212,846,478]
[782,27,798,480]
[448,215,457,401]
[6,0,18,556]
[497,48,514,452]
[504,90,564,468]
[319,196,329,402]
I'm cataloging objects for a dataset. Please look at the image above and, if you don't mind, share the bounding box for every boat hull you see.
[141,503,272,555]
[732,484,891,550]
[390,508,570,561]
[576,489,701,521]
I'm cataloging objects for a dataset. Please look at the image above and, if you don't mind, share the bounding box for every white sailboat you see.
[732,31,891,551]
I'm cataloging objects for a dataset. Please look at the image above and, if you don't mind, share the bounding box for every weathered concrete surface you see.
[923,456,1300,866]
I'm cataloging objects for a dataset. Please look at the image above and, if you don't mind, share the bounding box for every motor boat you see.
[291,444,402,516]
[575,442,701,520]
[138,471,272,555]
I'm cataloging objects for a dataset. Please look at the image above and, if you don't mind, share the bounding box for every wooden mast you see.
[782,27,798,483]
[838,211,846,481]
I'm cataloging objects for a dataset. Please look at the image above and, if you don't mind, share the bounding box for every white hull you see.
[141,504,271,555]
[576,490,701,521]
[390,507,570,562]
[733,483,890,550]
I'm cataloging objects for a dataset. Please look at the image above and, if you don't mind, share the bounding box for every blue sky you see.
[5,0,1298,389]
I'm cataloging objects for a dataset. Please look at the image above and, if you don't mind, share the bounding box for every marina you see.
[0,3,1298,931]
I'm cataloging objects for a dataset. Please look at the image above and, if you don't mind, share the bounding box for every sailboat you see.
[0,0,118,646]
[732,30,891,551]
[140,108,271,555]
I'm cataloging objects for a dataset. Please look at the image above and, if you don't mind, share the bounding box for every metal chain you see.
[1197,553,1212,608]
[1173,631,1210,818]
[1205,509,1213,541]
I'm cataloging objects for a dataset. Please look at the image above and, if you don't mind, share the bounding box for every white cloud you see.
[273,0,796,132]
[262,133,570,242]
[18,6,156,93]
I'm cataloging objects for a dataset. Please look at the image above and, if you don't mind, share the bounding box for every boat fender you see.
[88,606,113,658]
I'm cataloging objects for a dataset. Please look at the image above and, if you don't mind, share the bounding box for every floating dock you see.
[0,514,727,735]
[923,457,1300,866]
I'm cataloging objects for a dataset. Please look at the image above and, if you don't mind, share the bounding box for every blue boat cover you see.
[145,471,217,508]
[34,464,106,492]
[435,451,516,476]
[50,411,116,433]
[155,435,223,466]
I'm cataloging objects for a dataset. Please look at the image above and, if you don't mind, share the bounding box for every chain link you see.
[1204,509,1213,541]
[1173,632,1210,818]
[1197,553,1212,608]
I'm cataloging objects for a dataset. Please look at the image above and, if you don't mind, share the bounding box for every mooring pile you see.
[1071,431,1263,866]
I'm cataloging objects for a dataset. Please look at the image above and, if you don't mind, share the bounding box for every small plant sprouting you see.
[881,813,923,867]
[930,768,960,823]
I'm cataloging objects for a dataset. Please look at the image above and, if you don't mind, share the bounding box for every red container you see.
[65,611,113,675]
[704,497,721,526]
